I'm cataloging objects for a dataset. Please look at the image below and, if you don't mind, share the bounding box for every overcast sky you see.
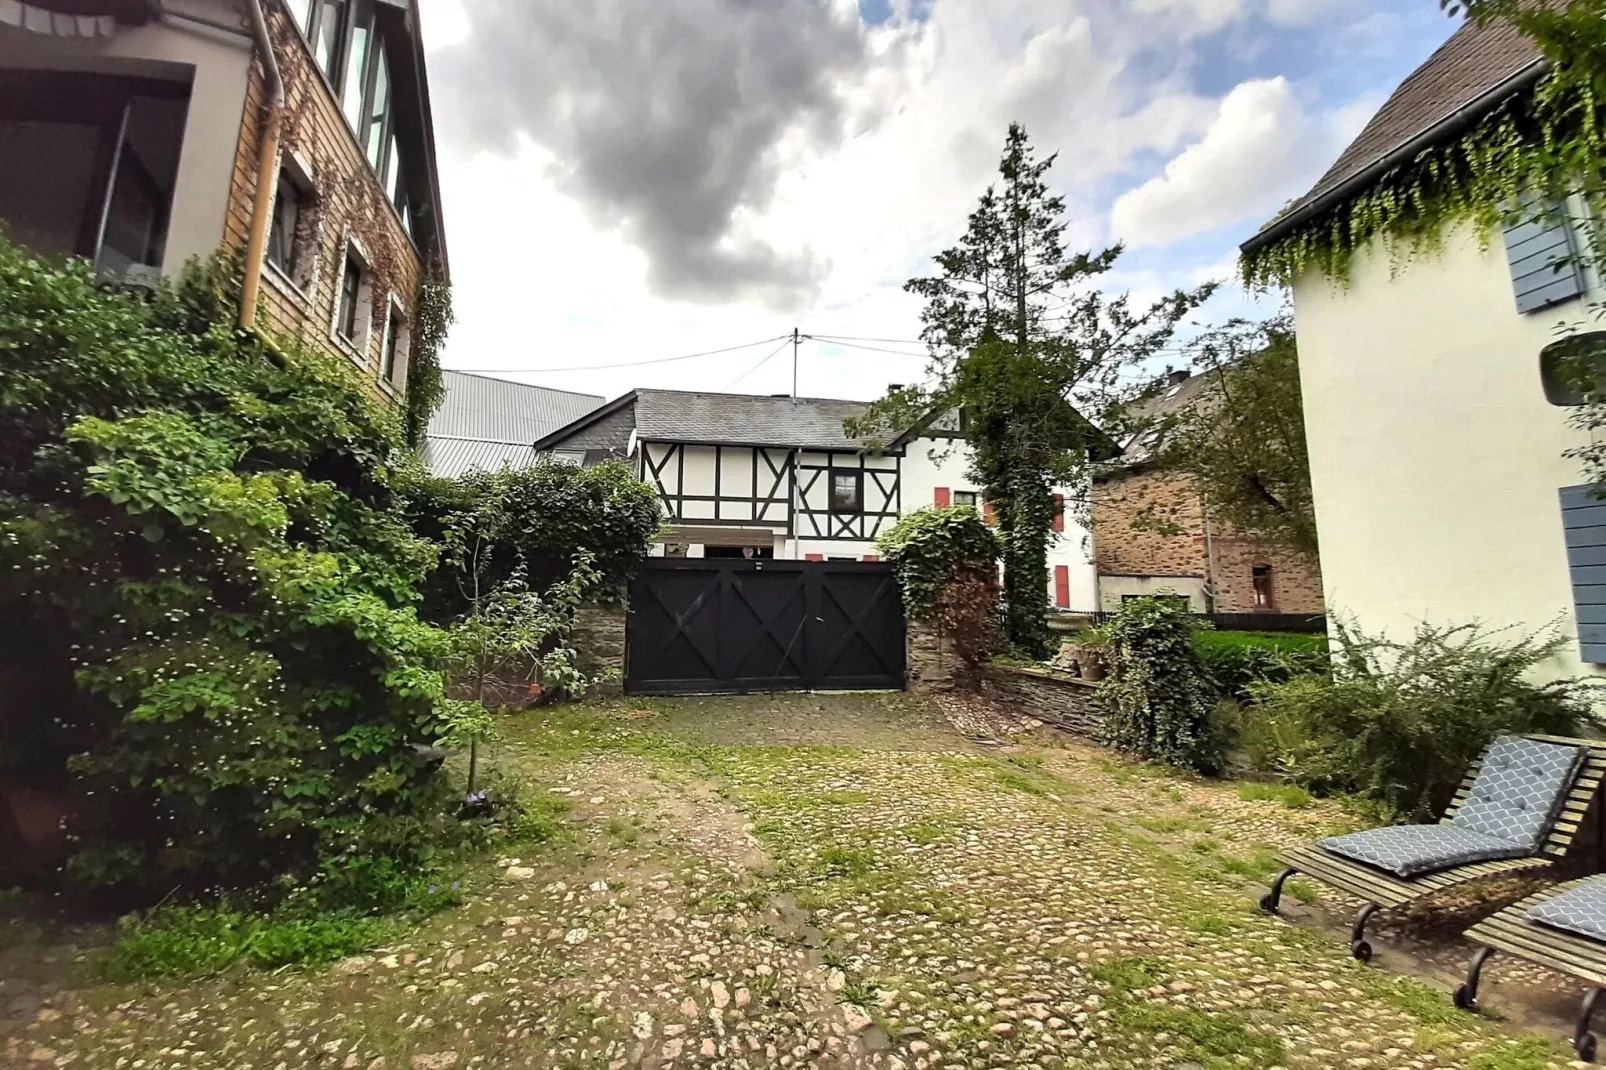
[416,0,1453,404]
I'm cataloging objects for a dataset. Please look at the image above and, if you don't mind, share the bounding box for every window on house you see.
[0,72,189,281]
[1541,332,1606,406]
[381,303,407,386]
[549,450,585,467]
[337,252,364,345]
[364,49,391,171]
[286,0,313,32]
[308,0,348,81]
[830,471,862,514]
[266,170,306,277]
[1252,565,1275,610]
[953,491,978,508]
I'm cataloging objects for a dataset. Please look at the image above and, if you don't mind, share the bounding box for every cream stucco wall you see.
[0,1,253,274]
[1292,219,1604,681]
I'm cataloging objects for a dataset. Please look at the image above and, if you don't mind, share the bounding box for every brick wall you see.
[1092,469,1325,615]
[227,3,423,402]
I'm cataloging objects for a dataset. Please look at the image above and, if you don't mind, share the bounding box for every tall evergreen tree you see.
[852,124,1211,655]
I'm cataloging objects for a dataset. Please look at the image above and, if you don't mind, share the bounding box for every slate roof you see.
[633,389,871,451]
[422,372,603,478]
[1116,372,1222,467]
[1246,17,1542,248]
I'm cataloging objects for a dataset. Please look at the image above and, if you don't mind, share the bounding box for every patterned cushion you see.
[1319,824,1528,878]
[1529,879,1606,944]
[1450,736,1584,850]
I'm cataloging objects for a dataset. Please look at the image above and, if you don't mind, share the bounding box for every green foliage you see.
[1193,629,1330,704]
[404,461,661,614]
[403,275,453,450]
[1099,597,1223,774]
[1236,782,1314,809]
[1145,315,1318,559]
[110,904,394,979]
[848,124,1210,656]
[1240,621,1598,820]
[0,240,468,896]
[1244,1,1606,291]
[877,506,1001,618]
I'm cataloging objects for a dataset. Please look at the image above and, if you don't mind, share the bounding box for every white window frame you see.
[330,233,374,365]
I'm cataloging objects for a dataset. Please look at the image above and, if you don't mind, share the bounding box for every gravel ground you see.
[0,693,1592,1069]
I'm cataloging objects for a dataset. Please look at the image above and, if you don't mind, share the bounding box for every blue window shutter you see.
[1561,484,1606,663]
[1504,195,1584,314]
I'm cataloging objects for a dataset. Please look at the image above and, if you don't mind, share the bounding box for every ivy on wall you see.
[1239,73,1606,289]
[405,274,452,448]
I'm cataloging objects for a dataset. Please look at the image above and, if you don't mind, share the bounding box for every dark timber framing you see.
[796,451,901,541]
[641,441,795,530]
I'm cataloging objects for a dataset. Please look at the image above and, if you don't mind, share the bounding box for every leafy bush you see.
[1099,597,1222,774]
[403,461,661,616]
[1194,630,1330,703]
[878,507,1004,688]
[0,241,473,896]
[110,904,396,978]
[1241,622,1599,820]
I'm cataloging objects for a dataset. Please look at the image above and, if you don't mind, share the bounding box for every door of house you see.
[624,559,906,694]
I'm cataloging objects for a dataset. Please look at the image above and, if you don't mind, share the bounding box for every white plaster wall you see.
[0,1,253,274]
[1291,219,1604,682]
[899,436,1099,612]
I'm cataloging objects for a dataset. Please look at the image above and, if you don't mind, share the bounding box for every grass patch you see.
[816,845,877,878]
[1111,1003,1287,1068]
[516,793,576,844]
[1374,976,1465,1026]
[988,756,1062,797]
[904,816,958,846]
[1135,816,1201,834]
[1184,913,1232,935]
[1089,955,1168,996]
[1214,850,1284,883]
[1237,782,1314,810]
[109,906,394,979]
[1467,1038,1563,1069]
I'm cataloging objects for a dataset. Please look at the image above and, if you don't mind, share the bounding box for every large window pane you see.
[384,134,401,204]
[286,0,312,33]
[97,96,186,279]
[365,49,389,169]
[341,16,371,129]
[310,0,346,80]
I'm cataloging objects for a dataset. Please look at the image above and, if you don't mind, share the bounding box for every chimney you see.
[1167,369,1191,387]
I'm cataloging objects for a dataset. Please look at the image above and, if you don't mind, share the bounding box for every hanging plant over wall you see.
[1240,72,1606,289]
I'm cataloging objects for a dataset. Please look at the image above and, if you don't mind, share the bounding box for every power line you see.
[810,334,927,346]
[448,334,789,375]
[810,338,929,358]
[723,338,795,391]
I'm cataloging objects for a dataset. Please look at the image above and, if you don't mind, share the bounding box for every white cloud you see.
[414,0,1420,405]
[1110,77,1343,249]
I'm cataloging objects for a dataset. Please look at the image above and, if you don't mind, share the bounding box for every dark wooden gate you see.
[625,559,906,694]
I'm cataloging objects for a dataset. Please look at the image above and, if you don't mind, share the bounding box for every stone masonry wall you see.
[980,665,1104,741]
[906,618,958,695]
[574,604,627,697]
[227,1,424,404]
[1092,469,1325,615]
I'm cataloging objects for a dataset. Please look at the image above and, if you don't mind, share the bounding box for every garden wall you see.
[906,619,958,694]
[981,664,1103,741]
[574,604,627,697]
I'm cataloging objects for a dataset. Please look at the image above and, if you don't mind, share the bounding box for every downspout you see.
[238,0,284,332]
[1201,492,1220,614]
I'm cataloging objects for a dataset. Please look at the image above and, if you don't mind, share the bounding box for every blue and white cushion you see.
[1449,736,1584,848]
[1319,736,1584,879]
[1319,824,1528,878]
[1529,879,1606,944]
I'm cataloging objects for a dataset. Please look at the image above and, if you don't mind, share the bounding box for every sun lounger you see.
[1455,875,1606,1061]
[1258,734,1606,962]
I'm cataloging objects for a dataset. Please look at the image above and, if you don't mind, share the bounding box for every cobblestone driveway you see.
[1,694,1587,1069]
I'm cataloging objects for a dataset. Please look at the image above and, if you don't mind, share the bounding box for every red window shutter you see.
[863,554,880,562]
[805,553,825,562]
[1053,494,1065,533]
[983,503,996,526]
[934,488,951,508]
[1054,566,1071,609]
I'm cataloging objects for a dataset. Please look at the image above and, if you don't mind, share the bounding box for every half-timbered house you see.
[531,388,1098,611]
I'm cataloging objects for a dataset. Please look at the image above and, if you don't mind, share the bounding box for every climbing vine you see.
[405,274,453,448]
[1240,72,1606,288]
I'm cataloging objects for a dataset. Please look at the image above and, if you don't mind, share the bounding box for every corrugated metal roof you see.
[419,437,540,480]
[633,389,871,451]
[428,371,604,444]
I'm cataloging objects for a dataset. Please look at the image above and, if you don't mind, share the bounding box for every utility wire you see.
[448,334,789,375]
[722,338,795,391]
[809,339,929,358]
[809,334,927,346]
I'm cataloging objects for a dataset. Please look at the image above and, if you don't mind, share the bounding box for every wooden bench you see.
[1456,876,1606,1062]
[1259,734,1606,962]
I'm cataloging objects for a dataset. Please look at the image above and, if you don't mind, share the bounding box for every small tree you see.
[1100,597,1222,774]
[850,124,1210,657]
[1145,314,1319,559]
[878,507,1003,690]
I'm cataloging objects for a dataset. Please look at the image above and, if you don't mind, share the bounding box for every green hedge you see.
[1194,630,1329,703]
